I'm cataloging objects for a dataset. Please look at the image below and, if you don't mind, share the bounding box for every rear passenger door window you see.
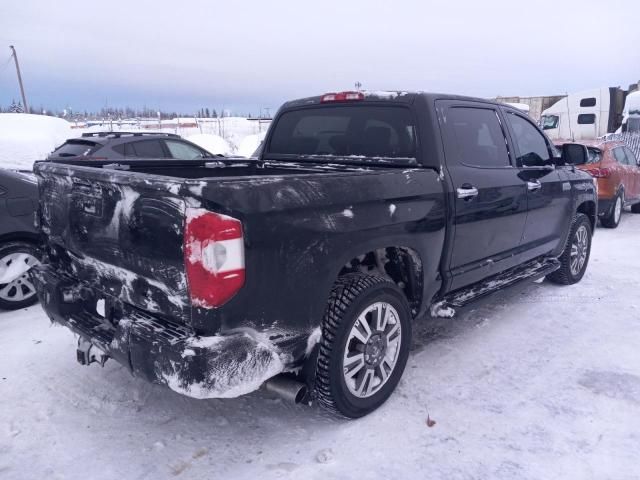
[625,147,638,166]
[130,140,166,158]
[504,112,551,167]
[115,140,166,158]
[613,147,629,164]
[448,107,511,168]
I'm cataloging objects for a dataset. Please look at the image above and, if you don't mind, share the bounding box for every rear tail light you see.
[585,167,611,178]
[320,91,365,103]
[184,208,245,308]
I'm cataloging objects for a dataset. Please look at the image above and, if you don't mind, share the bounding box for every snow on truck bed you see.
[2,217,640,478]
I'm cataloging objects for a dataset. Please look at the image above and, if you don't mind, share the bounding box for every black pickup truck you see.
[32,91,597,418]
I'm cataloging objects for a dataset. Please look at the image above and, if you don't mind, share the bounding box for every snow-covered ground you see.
[2,217,640,479]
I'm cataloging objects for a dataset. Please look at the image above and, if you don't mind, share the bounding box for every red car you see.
[557,140,640,228]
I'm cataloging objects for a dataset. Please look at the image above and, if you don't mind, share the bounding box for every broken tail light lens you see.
[184,208,245,308]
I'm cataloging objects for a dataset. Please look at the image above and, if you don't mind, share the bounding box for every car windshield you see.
[49,140,99,158]
[265,105,417,163]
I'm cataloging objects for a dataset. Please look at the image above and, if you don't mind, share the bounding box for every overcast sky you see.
[1,0,638,114]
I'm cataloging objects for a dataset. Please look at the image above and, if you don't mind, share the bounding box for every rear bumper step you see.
[31,264,285,399]
[443,257,561,308]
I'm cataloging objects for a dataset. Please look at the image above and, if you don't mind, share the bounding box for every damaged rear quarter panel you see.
[35,160,446,379]
[192,166,446,363]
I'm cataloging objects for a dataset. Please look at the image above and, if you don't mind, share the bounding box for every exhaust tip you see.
[293,385,308,404]
[264,375,308,404]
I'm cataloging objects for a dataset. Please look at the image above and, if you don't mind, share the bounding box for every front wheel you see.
[547,213,592,285]
[314,273,412,418]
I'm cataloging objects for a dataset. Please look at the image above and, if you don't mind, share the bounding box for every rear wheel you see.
[601,192,623,228]
[0,242,41,310]
[631,202,640,214]
[314,273,411,418]
[547,213,592,285]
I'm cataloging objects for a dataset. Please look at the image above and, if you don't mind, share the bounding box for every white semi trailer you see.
[540,84,638,140]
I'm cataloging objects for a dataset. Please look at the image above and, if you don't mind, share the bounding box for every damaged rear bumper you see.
[32,265,285,399]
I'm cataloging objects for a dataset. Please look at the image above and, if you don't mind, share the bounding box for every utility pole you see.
[9,46,29,113]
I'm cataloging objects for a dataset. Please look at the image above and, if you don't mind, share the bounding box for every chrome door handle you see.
[527,180,542,191]
[456,185,479,199]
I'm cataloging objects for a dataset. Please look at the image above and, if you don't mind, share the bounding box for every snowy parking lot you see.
[2,216,640,480]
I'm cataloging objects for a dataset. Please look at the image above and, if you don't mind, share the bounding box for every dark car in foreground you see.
[32,91,597,417]
[0,169,40,309]
[48,131,221,161]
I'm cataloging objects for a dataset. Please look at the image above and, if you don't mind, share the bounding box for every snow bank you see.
[236,131,266,158]
[186,133,232,156]
[0,113,72,170]
[0,115,267,168]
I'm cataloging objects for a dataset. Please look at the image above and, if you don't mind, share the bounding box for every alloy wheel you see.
[0,252,40,304]
[569,225,589,276]
[342,302,402,398]
[614,196,622,224]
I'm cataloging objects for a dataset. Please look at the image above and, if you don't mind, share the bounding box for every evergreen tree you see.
[10,100,23,113]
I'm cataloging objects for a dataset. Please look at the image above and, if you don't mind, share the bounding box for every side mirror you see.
[561,143,588,165]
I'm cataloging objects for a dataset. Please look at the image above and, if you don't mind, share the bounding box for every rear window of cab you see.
[265,105,417,161]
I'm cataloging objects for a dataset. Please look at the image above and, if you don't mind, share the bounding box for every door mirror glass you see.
[561,143,589,165]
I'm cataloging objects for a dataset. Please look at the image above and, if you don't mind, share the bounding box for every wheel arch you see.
[576,200,597,232]
[0,231,42,247]
[335,245,424,317]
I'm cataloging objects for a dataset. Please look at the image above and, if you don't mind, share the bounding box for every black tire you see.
[0,241,41,310]
[314,273,412,418]
[547,213,592,285]
[631,202,640,214]
[601,192,623,228]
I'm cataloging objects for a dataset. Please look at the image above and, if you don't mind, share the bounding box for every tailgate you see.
[35,162,194,322]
